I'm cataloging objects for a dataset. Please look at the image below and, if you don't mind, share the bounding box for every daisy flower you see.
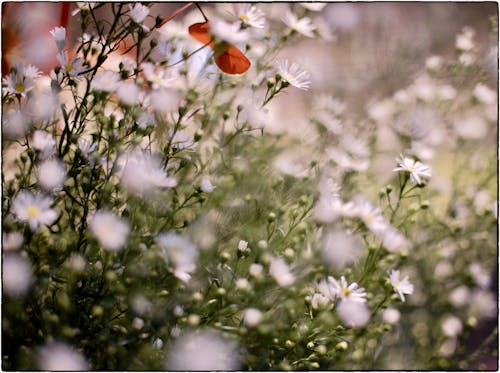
[233,4,265,29]
[36,158,66,192]
[12,191,58,231]
[389,269,414,302]
[49,26,66,51]
[277,59,311,91]
[56,51,85,77]
[128,3,149,24]
[88,210,130,252]
[156,232,199,283]
[330,275,367,303]
[31,130,56,159]
[91,70,121,92]
[210,18,253,45]
[393,154,432,185]
[3,63,40,96]
[282,10,316,38]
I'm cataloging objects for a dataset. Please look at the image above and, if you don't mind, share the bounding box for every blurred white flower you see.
[455,27,475,51]
[336,299,370,327]
[454,114,487,140]
[300,3,328,11]
[210,18,253,45]
[381,226,409,253]
[26,90,59,122]
[282,10,316,37]
[425,55,443,70]
[200,177,215,193]
[382,307,401,324]
[249,263,264,277]
[92,70,120,92]
[119,151,177,196]
[468,262,491,289]
[438,338,457,357]
[166,329,240,370]
[156,232,198,283]
[88,210,130,252]
[2,231,24,251]
[316,276,338,301]
[243,308,263,327]
[3,108,29,139]
[36,158,66,191]
[77,138,97,158]
[233,4,266,29]
[320,228,363,269]
[3,253,33,297]
[141,62,177,90]
[56,50,85,77]
[354,198,388,235]
[128,3,149,24]
[32,130,56,159]
[137,111,156,129]
[12,191,58,231]
[235,278,251,291]
[393,154,431,185]
[441,315,463,337]
[277,59,311,91]
[116,81,142,106]
[469,289,496,318]
[37,341,89,371]
[3,63,40,96]
[49,26,66,51]
[311,292,330,309]
[148,87,183,113]
[330,275,366,303]
[449,285,470,308]
[389,269,414,302]
[269,256,295,287]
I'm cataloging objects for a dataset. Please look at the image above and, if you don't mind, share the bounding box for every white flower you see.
[269,256,295,287]
[300,3,328,11]
[156,232,198,283]
[77,138,97,158]
[147,88,183,114]
[119,151,177,196]
[381,226,409,253]
[116,81,142,106]
[140,62,177,90]
[36,158,66,192]
[32,130,56,159]
[449,286,470,308]
[200,177,215,193]
[330,275,367,303]
[393,154,431,185]
[56,50,85,77]
[455,27,475,51]
[249,263,263,277]
[12,191,58,231]
[354,198,389,235]
[37,342,89,371]
[3,253,33,297]
[3,63,40,96]
[88,210,130,252]
[91,70,120,92]
[320,228,363,270]
[234,4,265,29]
[473,83,496,105]
[2,231,24,251]
[243,308,263,327]
[336,299,370,327]
[3,108,28,139]
[238,240,248,251]
[441,315,463,337]
[277,59,311,91]
[311,293,330,309]
[282,10,316,37]
[316,276,338,301]
[166,329,240,370]
[49,26,66,51]
[128,3,149,24]
[389,269,414,302]
[382,307,401,324]
[210,18,253,45]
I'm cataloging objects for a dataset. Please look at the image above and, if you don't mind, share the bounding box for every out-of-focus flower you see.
[393,154,431,185]
[3,253,33,297]
[300,3,328,11]
[156,232,198,283]
[147,87,183,113]
[88,210,130,252]
[77,138,97,158]
[330,275,367,303]
[233,4,266,29]
[455,26,475,51]
[128,3,149,24]
[37,342,90,371]
[32,130,56,159]
[91,70,120,92]
[72,2,97,16]
[311,292,330,309]
[277,59,311,91]
[316,276,338,301]
[321,228,363,269]
[3,108,29,139]
[2,231,24,251]
[56,51,85,77]
[449,285,470,308]
[36,158,66,191]
[389,269,414,302]
[468,262,491,289]
[336,299,370,327]
[441,315,463,337]
[269,256,295,287]
[243,308,263,327]
[140,62,177,90]
[166,329,240,370]
[116,81,142,106]
[382,307,401,324]
[12,191,58,231]
[3,63,40,96]
[119,151,177,196]
[453,114,487,140]
[49,26,66,51]
[381,226,409,253]
[249,263,264,277]
[282,10,316,37]
[210,18,253,45]
[200,177,215,193]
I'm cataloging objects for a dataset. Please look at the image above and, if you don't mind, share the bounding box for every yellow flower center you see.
[27,205,40,218]
[342,288,351,297]
[66,64,74,73]
[14,83,25,93]
[239,15,250,22]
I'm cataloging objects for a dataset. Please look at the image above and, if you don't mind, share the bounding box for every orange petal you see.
[215,45,251,74]
[188,22,213,46]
